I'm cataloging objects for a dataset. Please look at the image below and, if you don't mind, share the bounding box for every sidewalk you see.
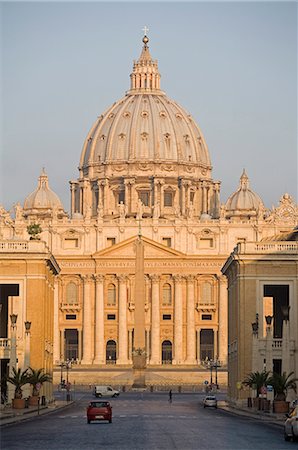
[0,400,74,426]
[217,400,285,427]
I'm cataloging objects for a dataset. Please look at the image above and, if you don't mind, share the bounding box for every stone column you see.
[53,279,60,363]
[103,179,110,214]
[70,182,76,215]
[130,179,136,214]
[93,275,105,364]
[186,275,196,364]
[81,275,93,364]
[282,320,290,375]
[181,180,186,215]
[153,179,159,205]
[218,276,228,366]
[160,180,165,211]
[251,332,259,373]
[117,275,128,364]
[265,323,273,374]
[201,181,207,215]
[124,179,130,214]
[173,275,184,364]
[150,274,160,364]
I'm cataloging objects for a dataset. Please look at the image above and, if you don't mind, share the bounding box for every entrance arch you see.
[162,340,172,364]
[106,340,117,364]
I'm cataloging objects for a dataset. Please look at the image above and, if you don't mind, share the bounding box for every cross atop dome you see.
[142,25,149,36]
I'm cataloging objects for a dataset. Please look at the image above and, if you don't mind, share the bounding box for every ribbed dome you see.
[225,170,264,218]
[79,36,211,178]
[24,169,64,212]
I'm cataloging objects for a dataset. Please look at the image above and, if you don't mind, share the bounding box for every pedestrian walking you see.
[168,389,172,403]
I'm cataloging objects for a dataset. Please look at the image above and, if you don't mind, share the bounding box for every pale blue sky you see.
[1,1,297,212]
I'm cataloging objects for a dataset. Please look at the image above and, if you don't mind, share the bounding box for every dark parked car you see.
[87,401,112,423]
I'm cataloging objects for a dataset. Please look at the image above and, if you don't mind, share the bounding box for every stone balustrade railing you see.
[0,338,11,359]
[0,240,47,253]
[236,241,298,254]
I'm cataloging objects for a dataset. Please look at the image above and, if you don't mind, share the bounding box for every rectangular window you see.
[107,314,116,320]
[200,238,213,249]
[163,314,172,320]
[202,314,212,320]
[64,238,79,249]
[190,191,195,202]
[164,191,173,207]
[236,237,247,244]
[139,191,150,206]
[162,237,172,247]
[107,238,116,247]
[118,191,125,203]
[66,314,77,320]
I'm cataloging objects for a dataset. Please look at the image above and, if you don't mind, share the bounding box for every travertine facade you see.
[0,35,297,386]
[222,230,298,404]
[0,241,59,401]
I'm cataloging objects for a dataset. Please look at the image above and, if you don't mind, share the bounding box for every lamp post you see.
[8,314,18,403]
[281,304,290,375]
[265,315,273,374]
[24,321,31,368]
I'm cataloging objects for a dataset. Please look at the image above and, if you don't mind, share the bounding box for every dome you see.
[225,170,264,219]
[79,36,211,180]
[24,169,65,215]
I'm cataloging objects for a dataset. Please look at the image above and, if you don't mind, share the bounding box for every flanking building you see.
[222,228,298,404]
[0,240,59,402]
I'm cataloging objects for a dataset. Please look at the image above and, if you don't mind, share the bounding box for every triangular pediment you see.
[93,235,185,259]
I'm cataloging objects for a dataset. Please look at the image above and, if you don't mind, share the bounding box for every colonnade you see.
[70,176,220,219]
[55,273,228,366]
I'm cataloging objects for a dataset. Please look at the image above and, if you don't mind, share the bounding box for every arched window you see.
[66,282,78,305]
[162,283,172,305]
[106,340,117,364]
[107,283,116,305]
[162,340,172,364]
[201,282,212,304]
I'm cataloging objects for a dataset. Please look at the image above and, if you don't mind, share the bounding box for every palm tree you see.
[268,371,298,401]
[27,367,52,397]
[6,368,30,399]
[242,370,270,397]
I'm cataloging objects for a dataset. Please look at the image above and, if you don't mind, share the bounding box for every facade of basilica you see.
[1,35,297,387]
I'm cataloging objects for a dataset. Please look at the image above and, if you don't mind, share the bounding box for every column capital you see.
[118,274,128,283]
[94,274,105,283]
[186,275,196,282]
[173,274,184,283]
[81,274,93,283]
[149,274,160,282]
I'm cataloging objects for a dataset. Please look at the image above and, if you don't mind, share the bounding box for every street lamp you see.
[281,305,290,322]
[24,321,31,332]
[8,314,18,403]
[24,321,31,369]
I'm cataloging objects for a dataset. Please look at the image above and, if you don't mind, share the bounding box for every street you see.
[1,391,291,450]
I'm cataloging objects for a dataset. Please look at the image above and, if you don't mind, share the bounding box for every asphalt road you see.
[1,391,291,450]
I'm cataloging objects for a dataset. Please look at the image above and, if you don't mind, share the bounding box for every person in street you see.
[168,389,172,403]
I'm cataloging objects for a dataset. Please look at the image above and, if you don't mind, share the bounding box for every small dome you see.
[24,169,65,215]
[225,170,264,219]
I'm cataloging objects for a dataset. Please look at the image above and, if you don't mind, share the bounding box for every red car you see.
[87,401,112,423]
